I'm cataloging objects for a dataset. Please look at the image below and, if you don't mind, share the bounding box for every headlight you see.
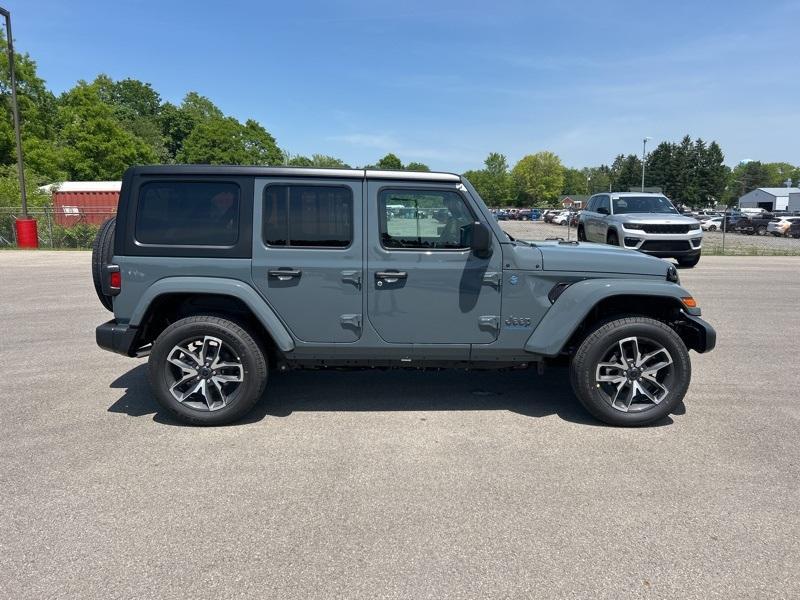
[623,223,645,230]
[666,265,680,283]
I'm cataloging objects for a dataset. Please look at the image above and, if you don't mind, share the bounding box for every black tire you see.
[91,217,116,311]
[677,253,701,268]
[607,230,619,246]
[148,315,268,425]
[708,225,717,231]
[756,225,767,236]
[577,225,587,241]
[569,317,691,426]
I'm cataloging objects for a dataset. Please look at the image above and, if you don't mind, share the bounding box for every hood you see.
[512,241,670,276]
[613,213,699,225]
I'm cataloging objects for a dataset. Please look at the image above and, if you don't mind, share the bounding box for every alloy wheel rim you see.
[595,336,674,413]
[165,336,244,411]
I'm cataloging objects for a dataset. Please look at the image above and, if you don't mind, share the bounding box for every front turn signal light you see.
[681,297,697,308]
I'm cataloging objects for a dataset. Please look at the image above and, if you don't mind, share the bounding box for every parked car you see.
[767,216,800,237]
[789,220,800,239]
[701,217,724,231]
[530,208,541,221]
[551,210,571,225]
[542,210,559,223]
[517,208,532,221]
[718,214,744,230]
[733,213,775,236]
[577,192,703,267]
[92,165,715,427]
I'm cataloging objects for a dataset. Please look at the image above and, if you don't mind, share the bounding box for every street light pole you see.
[641,136,651,192]
[0,6,27,217]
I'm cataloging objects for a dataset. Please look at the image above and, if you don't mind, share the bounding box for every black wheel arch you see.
[562,294,712,355]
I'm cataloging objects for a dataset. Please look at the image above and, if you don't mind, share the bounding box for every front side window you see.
[612,196,679,215]
[263,185,353,247]
[136,181,240,246]
[379,189,474,249]
[597,196,611,214]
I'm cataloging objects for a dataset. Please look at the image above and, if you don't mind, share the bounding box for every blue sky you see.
[7,0,800,172]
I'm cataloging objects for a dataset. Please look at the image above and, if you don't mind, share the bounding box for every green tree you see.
[463,152,515,206]
[376,153,403,170]
[609,154,642,192]
[178,116,281,165]
[511,151,564,207]
[0,31,60,165]
[286,153,351,168]
[57,82,157,179]
[405,161,430,172]
[562,167,587,195]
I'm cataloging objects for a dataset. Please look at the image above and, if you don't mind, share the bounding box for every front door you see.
[366,182,502,344]
[251,178,363,343]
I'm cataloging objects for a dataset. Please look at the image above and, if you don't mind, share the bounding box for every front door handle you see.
[375,271,407,285]
[268,269,302,281]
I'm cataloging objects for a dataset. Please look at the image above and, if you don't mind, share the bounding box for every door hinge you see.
[478,315,500,331]
[482,271,501,288]
[341,270,361,289]
[340,313,362,329]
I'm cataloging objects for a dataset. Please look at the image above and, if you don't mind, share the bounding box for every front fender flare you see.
[129,277,295,352]
[524,278,694,356]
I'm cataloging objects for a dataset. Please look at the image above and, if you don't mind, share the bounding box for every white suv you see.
[577,192,704,267]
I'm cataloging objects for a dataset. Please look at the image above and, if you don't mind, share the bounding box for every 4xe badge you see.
[509,274,519,285]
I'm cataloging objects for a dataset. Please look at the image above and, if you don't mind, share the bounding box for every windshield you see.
[612,196,679,215]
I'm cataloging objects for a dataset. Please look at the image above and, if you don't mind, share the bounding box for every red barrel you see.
[14,218,39,248]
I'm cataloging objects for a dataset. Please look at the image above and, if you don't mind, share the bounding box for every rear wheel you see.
[91,217,116,311]
[569,317,691,426]
[708,225,717,231]
[756,225,767,236]
[148,315,268,425]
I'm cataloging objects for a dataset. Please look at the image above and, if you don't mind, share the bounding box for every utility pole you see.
[1,7,26,215]
[1,7,36,247]
[641,137,652,192]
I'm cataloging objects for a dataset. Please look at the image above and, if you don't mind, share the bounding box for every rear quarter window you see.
[135,181,241,247]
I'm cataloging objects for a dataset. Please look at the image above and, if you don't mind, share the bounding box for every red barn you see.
[42,181,122,226]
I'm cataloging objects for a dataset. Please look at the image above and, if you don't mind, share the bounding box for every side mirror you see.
[468,221,492,258]
[597,207,609,215]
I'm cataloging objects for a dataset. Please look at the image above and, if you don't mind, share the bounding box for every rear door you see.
[251,178,363,343]
[366,181,502,346]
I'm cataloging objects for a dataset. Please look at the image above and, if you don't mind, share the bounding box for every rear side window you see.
[135,181,240,246]
[263,185,353,247]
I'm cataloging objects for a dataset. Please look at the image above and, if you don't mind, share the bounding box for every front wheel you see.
[708,225,717,231]
[607,230,619,246]
[577,225,587,241]
[148,315,268,425]
[569,317,691,426]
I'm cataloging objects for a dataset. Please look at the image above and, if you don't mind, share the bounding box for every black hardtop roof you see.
[126,165,462,183]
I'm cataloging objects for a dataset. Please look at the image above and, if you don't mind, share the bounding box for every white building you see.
[738,187,800,212]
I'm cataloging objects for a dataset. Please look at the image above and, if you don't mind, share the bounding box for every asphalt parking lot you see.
[2,251,799,599]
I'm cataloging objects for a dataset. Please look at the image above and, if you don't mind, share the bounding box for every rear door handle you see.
[375,271,407,285]
[268,269,302,281]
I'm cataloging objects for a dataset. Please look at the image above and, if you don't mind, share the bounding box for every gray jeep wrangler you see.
[94,166,715,426]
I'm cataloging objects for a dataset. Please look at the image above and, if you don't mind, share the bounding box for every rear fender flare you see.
[129,277,295,352]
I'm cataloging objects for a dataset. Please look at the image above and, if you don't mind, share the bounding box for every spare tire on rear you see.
[92,217,116,311]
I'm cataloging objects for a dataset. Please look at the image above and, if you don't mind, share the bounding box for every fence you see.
[0,206,117,248]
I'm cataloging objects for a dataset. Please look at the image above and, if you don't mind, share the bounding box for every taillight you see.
[106,265,121,295]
